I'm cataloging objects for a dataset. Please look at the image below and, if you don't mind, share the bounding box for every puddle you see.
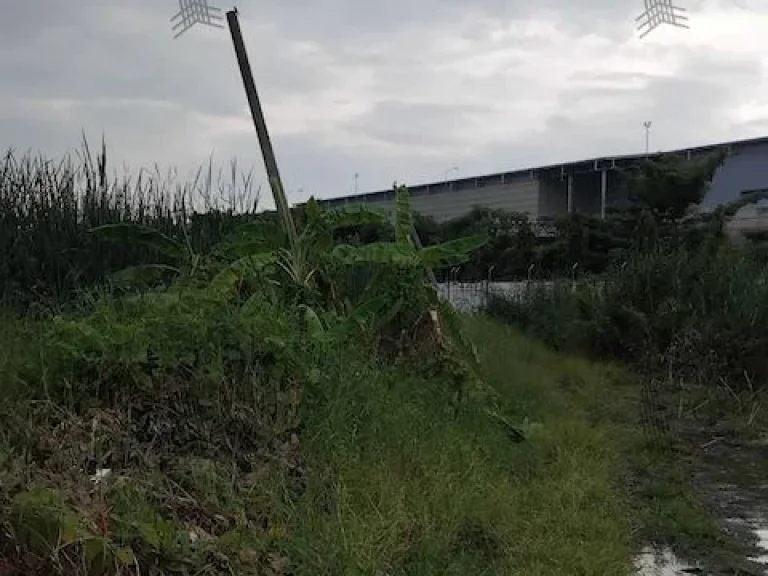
[749,527,768,566]
[722,516,768,571]
[634,547,698,575]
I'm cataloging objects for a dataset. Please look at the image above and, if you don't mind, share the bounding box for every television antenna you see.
[170,0,224,39]
[636,0,689,38]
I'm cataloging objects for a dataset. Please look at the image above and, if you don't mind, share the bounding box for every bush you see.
[0,141,259,310]
[487,242,768,390]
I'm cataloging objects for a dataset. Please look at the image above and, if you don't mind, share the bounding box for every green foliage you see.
[395,184,413,244]
[622,151,725,220]
[0,140,259,310]
[368,152,731,282]
[5,142,735,574]
[285,318,636,575]
[487,153,768,391]
[10,488,82,556]
[91,223,189,262]
[433,207,537,280]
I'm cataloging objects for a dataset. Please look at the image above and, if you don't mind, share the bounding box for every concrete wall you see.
[322,139,768,224]
[412,177,539,221]
[538,178,567,219]
[571,172,603,216]
[330,176,541,222]
[703,142,768,208]
[605,170,630,211]
[539,171,620,219]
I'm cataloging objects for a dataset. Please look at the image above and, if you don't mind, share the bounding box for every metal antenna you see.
[636,0,689,39]
[171,0,224,39]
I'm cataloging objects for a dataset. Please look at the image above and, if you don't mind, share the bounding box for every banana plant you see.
[209,199,391,299]
[331,185,488,270]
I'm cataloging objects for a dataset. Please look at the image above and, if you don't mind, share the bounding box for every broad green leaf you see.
[298,304,325,339]
[355,295,403,329]
[420,234,488,267]
[10,488,81,556]
[209,253,275,294]
[113,546,136,566]
[110,264,180,286]
[217,221,285,258]
[83,536,110,566]
[90,223,186,261]
[331,243,421,265]
[299,220,333,254]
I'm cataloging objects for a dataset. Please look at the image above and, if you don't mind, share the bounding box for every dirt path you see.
[640,378,768,575]
[685,430,768,575]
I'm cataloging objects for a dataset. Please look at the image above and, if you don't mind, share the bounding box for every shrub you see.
[487,242,768,390]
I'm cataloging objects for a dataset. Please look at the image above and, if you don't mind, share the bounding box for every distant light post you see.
[443,165,459,185]
[354,172,359,195]
[636,0,689,38]
[643,121,652,154]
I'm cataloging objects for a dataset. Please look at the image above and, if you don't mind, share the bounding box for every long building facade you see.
[320,136,768,229]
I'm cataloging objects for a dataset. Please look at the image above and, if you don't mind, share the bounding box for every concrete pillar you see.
[567,175,573,213]
[600,170,607,219]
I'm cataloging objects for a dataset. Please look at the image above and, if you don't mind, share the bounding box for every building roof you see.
[320,134,768,207]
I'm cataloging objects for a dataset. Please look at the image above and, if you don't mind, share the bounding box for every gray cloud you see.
[1,0,766,207]
[347,101,495,150]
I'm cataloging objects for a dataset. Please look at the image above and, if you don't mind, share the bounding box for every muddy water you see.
[751,527,768,565]
[634,517,768,575]
[731,517,768,570]
[634,547,699,575]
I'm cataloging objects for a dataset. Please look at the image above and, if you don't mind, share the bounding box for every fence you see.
[437,281,554,312]
[438,279,609,312]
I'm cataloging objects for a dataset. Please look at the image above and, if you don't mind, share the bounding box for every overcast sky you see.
[2,0,767,208]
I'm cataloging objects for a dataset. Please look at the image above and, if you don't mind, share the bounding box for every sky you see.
[2,0,768,209]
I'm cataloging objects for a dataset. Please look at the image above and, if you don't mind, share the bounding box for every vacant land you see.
[1,298,674,575]
[3,146,766,575]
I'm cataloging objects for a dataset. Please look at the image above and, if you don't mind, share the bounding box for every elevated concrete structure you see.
[320,136,768,224]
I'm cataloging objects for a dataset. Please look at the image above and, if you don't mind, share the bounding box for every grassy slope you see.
[1,299,700,575]
[285,317,638,575]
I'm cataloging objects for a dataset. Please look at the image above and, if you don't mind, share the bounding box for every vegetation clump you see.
[0,149,503,574]
[486,152,768,393]
[2,141,764,575]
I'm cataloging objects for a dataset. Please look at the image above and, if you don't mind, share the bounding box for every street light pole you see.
[643,121,652,154]
[443,165,459,184]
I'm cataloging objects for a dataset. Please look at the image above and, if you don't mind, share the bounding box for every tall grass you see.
[487,242,768,390]
[0,139,259,309]
[0,292,641,574]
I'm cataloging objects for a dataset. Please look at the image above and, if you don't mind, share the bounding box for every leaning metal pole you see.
[170,1,297,246]
[225,8,297,250]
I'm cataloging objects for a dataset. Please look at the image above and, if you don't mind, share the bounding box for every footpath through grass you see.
[284,317,639,575]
